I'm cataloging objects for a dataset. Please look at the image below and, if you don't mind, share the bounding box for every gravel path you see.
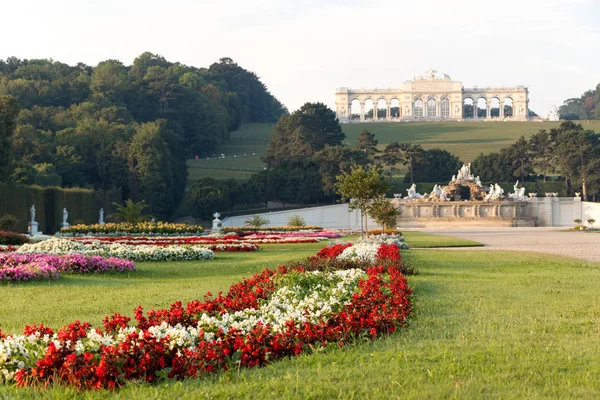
[408,227,600,263]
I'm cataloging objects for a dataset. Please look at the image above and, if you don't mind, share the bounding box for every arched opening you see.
[364,99,374,120]
[440,97,450,118]
[427,97,437,117]
[376,99,387,120]
[490,97,500,117]
[503,97,513,117]
[350,99,361,120]
[477,97,487,119]
[414,98,424,118]
[390,98,400,118]
[463,98,474,118]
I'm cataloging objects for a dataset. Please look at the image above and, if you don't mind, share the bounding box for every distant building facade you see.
[335,69,529,122]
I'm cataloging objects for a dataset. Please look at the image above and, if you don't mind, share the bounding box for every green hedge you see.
[389,181,568,198]
[0,183,117,234]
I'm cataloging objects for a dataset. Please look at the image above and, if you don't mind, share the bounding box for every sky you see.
[2,0,599,116]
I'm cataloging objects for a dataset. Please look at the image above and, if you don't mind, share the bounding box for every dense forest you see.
[559,83,599,120]
[0,54,286,217]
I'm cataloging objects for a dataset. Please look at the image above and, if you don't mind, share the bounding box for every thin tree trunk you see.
[582,178,587,200]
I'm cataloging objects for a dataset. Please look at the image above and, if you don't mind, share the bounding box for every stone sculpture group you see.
[397,164,527,203]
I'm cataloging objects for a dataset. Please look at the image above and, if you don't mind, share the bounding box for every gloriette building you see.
[335,69,529,122]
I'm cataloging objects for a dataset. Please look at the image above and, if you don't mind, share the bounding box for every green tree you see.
[508,135,533,182]
[528,129,555,182]
[335,165,390,236]
[188,179,226,220]
[411,148,462,183]
[0,95,20,182]
[355,129,380,161]
[313,145,367,198]
[127,120,175,217]
[264,102,344,167]
[551,121,600,199]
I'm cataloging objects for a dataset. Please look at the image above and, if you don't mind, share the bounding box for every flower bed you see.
[0,231,29,246]
[0,244,412,389]
[221,226,323,234]
[59,222,204,237]
[17,239,215,262]
[69,235,317,245]
[0,245,17,253]
[0,253,135,282]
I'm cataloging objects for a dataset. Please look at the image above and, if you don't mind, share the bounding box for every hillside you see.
[187,120,600,183]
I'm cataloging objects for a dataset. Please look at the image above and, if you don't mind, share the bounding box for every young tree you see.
[367,196,400,231]
[335,165,390,236]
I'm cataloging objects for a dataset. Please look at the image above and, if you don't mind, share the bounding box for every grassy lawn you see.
[3,242,600,398]
[402,231,483,248]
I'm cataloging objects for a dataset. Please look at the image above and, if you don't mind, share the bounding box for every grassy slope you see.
[186,121,600,183]
[4,248,600,398]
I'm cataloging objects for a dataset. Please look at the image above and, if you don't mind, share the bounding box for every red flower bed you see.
[316,243,353,259]
[6,244,412,390]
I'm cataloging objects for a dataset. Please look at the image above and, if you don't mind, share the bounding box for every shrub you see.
[368,229,402,236]
[0,230,29,245]
[287,215,306,227]
[0,214,18,232]
[244,215,270,227]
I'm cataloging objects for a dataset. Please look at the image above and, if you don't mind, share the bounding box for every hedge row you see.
[0,183,117,234]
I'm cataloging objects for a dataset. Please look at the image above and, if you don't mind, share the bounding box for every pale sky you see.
[3,0,599,116]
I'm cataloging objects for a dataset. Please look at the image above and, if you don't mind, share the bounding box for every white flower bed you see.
[357,234,409,249]
[0,268,364,381]
[338,243,381,263]
[16,238,214,262]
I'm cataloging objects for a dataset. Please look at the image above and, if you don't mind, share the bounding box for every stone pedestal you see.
[28,221,41,236]
[393,200,536,228]
[212,212,222,233]
[61,222,70,229]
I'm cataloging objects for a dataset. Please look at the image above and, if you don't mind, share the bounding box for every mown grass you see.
[402,231,483,248]
[3,247,600,398]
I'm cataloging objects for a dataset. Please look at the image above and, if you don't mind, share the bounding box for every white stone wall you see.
[222,199,600,229]
[222,204,381,230]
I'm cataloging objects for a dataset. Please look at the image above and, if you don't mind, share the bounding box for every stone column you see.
[436,100,440,118]
[360,103,365,121]
[473,104,477,119]
[486,104,491,119]
[387,105,390,120]
[500,103,504,118]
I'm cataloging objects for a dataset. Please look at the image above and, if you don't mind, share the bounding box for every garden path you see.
[409,227,600,263]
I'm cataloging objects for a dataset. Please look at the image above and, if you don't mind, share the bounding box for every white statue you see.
[485,183,504,201]
[455,163,472,181]
[547,105,560,121]
[28,205,40,235]
[508,180,526,201]
[475,176,482,187]
[406,183,424,200]
[528,193,537,198]
[98,208,105,225]
[426,68,436,80]
[212,212,222,233]
[443,73,451,81]
[451,175,456,182]
[61,208,70,229]
[429,184,448,201]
